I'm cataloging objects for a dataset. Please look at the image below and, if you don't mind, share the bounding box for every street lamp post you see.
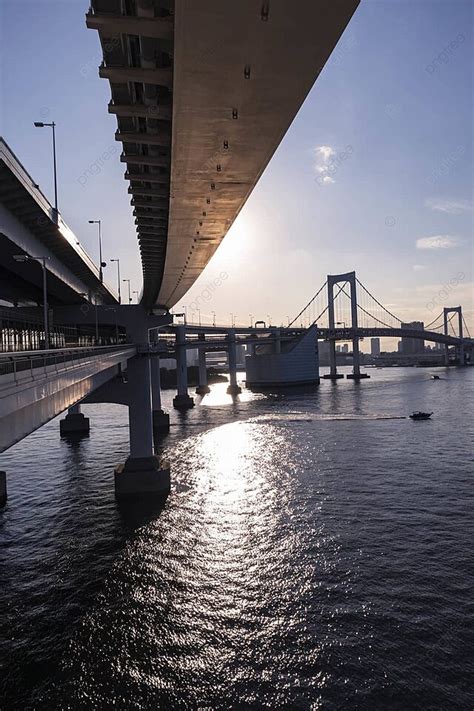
[230,313,234,327]
[13,255,50,348]
[110,258,121,303]
[88,220,106,283]
[133,290,139,303]
[107,307,119,344]
[197,308,201,327]
[212,311,216,327]
[34,121,58,212]
[249,314,254,328]
[122,279,132,303]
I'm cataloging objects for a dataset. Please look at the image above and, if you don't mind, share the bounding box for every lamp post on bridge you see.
[249,314,254,328]
[110,258,121,303]
[122,278,132,304]
[88,220,106,283]
[34,121,58,213]
[13,255,51,349]
[212,311,216,327]
[133,290,139,303]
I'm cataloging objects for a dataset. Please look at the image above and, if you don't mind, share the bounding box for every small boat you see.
[430,375,440,380]
[409,411,433,420]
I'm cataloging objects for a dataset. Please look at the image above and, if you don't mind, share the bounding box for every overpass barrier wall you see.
[0,346,135,452]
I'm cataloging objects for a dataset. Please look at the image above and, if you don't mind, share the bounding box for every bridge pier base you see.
[173,325,195,409]
[59,404,90,435]
[150,354,170,434]
[323,373,344,380]
[227,329,242,395]
[115,456,170,498]
[116,353,170,498]
[196,341,210,395]
[0,471,6,507]
[347,372,370,380]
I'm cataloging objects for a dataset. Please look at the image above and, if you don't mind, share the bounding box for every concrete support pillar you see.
[115,353,170,497]
[59,403,90,435]
[0,471,6,507]
[274,329,281,354]
[173,325,194,409]
[350,276,361,377]
[151,354,170,434]
[196,338,210,395]
[329,340,337,377]
[227,329,242,395]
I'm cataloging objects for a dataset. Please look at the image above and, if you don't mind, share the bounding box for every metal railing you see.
[0,345,132,379]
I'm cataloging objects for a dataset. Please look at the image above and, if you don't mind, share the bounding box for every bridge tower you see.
[325,271,368,380]
[443,307,464,365]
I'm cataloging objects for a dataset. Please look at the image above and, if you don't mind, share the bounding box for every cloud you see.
[416,235,459,250]
[425,197,472,214]
[412,264,427,271]
[313,145,336,183]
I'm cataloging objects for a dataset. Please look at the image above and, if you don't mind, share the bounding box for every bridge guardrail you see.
[0,346,131,379]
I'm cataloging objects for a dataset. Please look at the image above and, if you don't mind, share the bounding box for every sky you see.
[0,0,472,341]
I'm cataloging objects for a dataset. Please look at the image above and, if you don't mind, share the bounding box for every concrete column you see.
[151,354,170,434]
[59,403,90,435]
[196,338,210,395]
[443,309,450,365]
[173,325,194,408]
[227,329,242,395]
[329,340,337,376]
[350,275,360,377]
[458,310,465,365]
[0,471,6,507]
[323,279,342,380]
[274,329,281,354]
[115,353,170,497]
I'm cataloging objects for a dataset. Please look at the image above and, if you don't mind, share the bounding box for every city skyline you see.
[0,0,472,332]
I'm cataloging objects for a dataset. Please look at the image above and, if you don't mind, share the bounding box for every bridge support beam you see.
[151,354,170,434]
[115,353,170,497]
[173,325,194,409]
[59,403,90,436]
[0,471,6,507]
[227,329,242,395]
[196,336,210,395]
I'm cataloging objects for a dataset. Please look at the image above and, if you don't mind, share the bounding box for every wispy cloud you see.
[425,197,472,214]
[312,144,353,187]
[313,145,335,179]
[416,235,460,250]
[412,264,427,271]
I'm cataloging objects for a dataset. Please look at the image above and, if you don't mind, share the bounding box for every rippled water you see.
[0,366,473,710]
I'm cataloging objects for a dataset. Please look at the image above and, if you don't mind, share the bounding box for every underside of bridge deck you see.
[87,0,359,310]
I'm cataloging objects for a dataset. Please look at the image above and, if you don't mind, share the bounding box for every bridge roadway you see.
[0,345,135,453]
[0,139,118,307]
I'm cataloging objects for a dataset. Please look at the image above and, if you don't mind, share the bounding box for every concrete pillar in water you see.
[274,328,281,354]
[59,403,90,435]
[196,337,210,395]
[227,329,242,395]
[151,354,170,434]
[0,471,6,507]
[115,353,170,497]
[173,325,194,409]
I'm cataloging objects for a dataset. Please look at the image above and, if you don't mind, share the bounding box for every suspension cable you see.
[289,280,327,327]
[356,278,402,324]
[462,314,471,338]
[425,312,444,330]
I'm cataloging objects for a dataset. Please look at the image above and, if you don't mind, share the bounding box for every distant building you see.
[341,343,349,353]
[371,337,381,356]
[401,322,425,354]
